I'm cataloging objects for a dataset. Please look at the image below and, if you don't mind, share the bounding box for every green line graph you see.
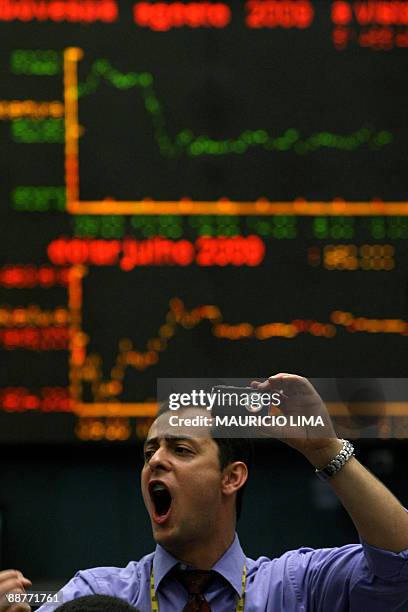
[77,59,393,158]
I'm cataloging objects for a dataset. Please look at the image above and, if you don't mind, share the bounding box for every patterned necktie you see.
[174,569,214,612]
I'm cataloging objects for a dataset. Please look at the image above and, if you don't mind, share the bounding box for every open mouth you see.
[149,481,173,523]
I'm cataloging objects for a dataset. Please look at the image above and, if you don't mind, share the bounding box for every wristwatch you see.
[315,439,355,481]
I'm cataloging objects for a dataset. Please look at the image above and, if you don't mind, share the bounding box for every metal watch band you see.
[315,439,355,482]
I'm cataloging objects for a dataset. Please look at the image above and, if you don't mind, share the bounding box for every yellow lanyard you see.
[150,561,246,612]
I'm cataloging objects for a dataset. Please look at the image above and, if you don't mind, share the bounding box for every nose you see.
[147,445,172,472]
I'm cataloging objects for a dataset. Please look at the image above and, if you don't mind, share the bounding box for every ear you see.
[221,461,248,497]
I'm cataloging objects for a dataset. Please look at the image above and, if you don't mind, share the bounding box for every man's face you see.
[141,409,224,551]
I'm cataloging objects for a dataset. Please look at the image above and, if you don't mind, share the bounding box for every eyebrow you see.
[143,435,196,450]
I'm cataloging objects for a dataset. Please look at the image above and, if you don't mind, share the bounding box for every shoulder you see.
[36,554,155,612]
[246,545,365,592]
[243,545,367,609]
[64,553,155,598]
[248,544,364,576]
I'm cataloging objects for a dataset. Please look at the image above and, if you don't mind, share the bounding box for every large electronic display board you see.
[0,0,407,442]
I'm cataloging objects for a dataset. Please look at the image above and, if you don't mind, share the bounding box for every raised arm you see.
[252,373,408,553]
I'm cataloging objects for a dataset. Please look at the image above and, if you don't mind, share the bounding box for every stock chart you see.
[1,0,408,443]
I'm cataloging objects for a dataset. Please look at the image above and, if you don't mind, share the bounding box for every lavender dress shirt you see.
[38,535,408,611]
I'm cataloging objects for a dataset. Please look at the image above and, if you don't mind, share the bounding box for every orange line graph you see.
[63,47,408,217]
[67,265,408,416]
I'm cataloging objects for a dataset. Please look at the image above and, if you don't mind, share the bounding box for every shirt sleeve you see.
[288,541,408,612]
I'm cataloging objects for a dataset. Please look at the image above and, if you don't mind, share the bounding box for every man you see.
[1,374,408,611]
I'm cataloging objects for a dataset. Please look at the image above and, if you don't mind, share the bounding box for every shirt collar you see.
[152,545,180,591]
[153,534,246,597]
[211,534,246,597]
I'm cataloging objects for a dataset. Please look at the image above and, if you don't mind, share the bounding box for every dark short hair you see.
[55,595,139,612]
[155,403,253,521]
